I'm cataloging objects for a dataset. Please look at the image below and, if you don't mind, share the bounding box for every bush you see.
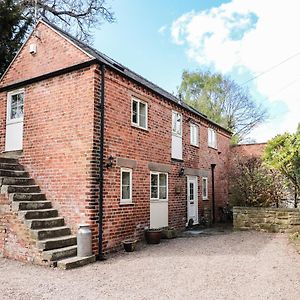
[229,157,287,207]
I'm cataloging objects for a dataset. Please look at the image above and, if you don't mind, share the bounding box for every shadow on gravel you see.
[104,225,277,263]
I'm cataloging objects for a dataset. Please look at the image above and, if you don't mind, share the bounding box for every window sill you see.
[191,143,199,148]
[171,158,184,162]
[120,200,134,206]
[202,198,209,201]
[208,146,218,150]
[131,123,149,132]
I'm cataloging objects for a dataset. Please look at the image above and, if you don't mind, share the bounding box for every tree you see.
[0,0,115,77]
[0,0,32,76]
[263,132,300,208]
[229,156,287,208]
[178,70,268,142]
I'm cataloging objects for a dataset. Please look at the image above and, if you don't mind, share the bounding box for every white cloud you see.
[171,0,300,142]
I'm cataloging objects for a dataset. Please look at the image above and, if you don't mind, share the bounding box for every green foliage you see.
[178,70,267,142]
[263,132,300,207]
[0,0,32,76]
[229,157,287,207]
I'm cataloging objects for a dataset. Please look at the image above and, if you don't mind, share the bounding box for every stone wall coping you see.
[233,206,300,213]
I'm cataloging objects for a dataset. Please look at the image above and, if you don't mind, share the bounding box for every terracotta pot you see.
[122,239,137,252]
[145,230,162,244]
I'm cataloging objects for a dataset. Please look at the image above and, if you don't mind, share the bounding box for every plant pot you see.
[122,239,137,252]
[161,227,177,239]
[145,229,162,244]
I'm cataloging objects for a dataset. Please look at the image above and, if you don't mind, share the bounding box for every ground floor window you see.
[120,168,132,204]
[202,177,208,200]
[150,172,168,200]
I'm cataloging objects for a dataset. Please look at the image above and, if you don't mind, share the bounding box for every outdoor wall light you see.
[106,155,114,168]
[179,167,185,177]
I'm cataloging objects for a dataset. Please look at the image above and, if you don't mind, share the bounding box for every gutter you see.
[211,164,216,223]
[97,63,105,260]
[0,59,98,92]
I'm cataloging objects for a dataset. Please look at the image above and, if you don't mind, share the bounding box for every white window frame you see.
[150,172,168,202]
[190,123,199,147]
[120,168,133,204]
[208,128,217,149]
[131,97,148,130]
[172,111,182,137]
[7,89,25,125]
[202,177,208,200]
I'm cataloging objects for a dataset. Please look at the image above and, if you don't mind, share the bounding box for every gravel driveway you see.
[1,230,300,300]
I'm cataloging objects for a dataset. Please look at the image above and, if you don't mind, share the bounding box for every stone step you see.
[26,217,65,229]
[37,235,77,250]
[57,255,96,270]
[0,157,18,164]
[1,177,34,186]
[0,169,29,178]
[10,193,47,201]
[20,209,58,220]
[42,245,77,262]
[31,226,71,240]
[0,163,24,171]
[2,185,40,194]
[14,201,52,211]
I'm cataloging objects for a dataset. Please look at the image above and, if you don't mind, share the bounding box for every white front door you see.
[5,90,24,151]
[187,176,198,225]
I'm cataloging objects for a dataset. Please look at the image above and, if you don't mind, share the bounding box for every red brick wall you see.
[231,143,267,159]
[0,22,91,87]
[0,21,232,258]
[0,22,100,255]
[0,195,44,264]
[100,69,231,252]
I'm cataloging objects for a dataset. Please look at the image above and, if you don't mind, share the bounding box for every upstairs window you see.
[150,172,168,201]
[202,177,208,200]
[172,111,182,137]
[208,128,217,149]
[190,123,199,146]
[132,98,148,129]
[120,168,132,204]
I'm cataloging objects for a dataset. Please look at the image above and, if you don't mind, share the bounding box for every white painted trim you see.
[40,20,95,60]
[172,110,183,138]
[190,123,199,147]
[208,128,218,149]
[6,89,25,125]
[131,97,148,130]
[150,171,168,202]
[120,168,133,204]
[187,175,199,225]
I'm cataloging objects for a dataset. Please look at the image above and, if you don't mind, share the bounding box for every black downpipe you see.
[211,164,216,224]
[97,63,105,260]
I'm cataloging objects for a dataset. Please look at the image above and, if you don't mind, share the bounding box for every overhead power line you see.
[242,50,300,85]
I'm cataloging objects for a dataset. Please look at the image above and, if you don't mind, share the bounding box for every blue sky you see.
[93,0,300,142]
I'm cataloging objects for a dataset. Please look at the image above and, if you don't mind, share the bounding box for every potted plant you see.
[122,239,137,252]
[145,228,162,244]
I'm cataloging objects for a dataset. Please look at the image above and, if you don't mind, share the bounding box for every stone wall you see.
[233,207,300,233]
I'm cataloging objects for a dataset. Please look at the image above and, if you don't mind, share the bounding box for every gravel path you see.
[1,230,300,300]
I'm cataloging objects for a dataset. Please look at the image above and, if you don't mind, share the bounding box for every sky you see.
[93,0,300,142]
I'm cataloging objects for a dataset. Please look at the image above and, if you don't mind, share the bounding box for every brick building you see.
[0,20,232,267]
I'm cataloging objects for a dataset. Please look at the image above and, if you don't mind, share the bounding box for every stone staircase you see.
[0,157,95,269]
